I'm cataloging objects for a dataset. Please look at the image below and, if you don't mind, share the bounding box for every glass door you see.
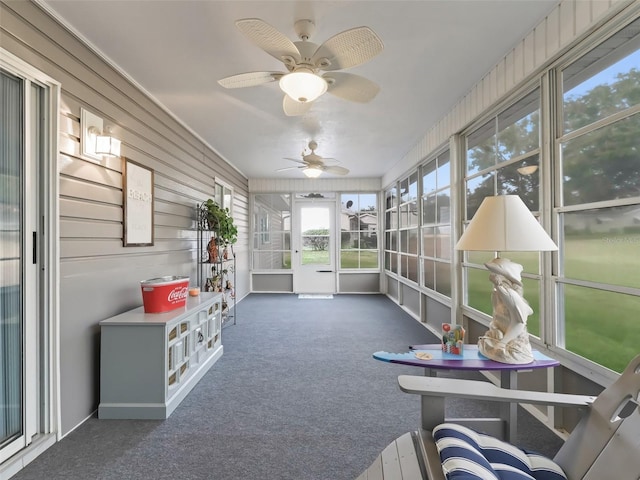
[0,67,40,462]
[293,202,336,294]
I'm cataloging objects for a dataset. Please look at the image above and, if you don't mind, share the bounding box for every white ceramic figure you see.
[478,257,534,364]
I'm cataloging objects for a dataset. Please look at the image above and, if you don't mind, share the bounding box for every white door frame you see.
[0,48,61,468]
[292,199,337,294]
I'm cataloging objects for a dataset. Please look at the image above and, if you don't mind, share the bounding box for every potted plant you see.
[201,199,238,245]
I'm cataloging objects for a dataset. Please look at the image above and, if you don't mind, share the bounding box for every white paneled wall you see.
[383,0,632,186]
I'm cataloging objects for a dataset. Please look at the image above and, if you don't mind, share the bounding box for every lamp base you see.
[478,336,534,364]
[478,257,535,365]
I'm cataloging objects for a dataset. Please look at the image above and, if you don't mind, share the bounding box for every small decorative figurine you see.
[207,237,219,263]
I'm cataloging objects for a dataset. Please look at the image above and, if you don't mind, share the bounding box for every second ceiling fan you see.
[218,18,384,116]
[278,141,349,177]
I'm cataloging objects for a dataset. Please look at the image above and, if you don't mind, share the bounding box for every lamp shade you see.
[455,195,557,252]
[303,166,323,178]
[279,69,327,103]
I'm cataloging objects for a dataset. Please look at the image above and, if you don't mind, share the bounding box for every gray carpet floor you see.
[13,294,564,479]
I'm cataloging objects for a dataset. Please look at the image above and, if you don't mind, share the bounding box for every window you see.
[214,181,233,213]
[398,172,419,283]
[340,193,379,269]
[556,17,640,372]
[379,9,640,376]
[463,88,543,336]
[251,194,291,270]
[421,150,452,296]
[384,186,398,274]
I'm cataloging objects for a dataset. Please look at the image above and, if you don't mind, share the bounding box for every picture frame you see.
[123,158,154,246]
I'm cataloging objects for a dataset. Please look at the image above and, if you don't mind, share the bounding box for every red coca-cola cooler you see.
[140,276,189,313]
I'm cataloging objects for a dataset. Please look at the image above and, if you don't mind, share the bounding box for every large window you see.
[384,186,398,274]
[382,8,640,375]
[251,194,291,270]
[340,193,378,269]
[421,151,452,296]
[398,172,419,283]
[556,17,640,372]
[463,88,543,336]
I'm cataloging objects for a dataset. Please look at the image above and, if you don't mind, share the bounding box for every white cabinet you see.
[98,292,223,419]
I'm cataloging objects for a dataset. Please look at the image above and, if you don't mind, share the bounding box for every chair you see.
[357,353,640,480]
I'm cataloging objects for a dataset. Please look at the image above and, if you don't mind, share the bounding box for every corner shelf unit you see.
[99,292,223,419]
[197,203,236,326]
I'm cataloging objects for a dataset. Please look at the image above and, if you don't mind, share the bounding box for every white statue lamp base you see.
[478,257,534,365]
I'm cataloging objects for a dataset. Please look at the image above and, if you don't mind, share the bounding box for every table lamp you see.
[455,195,557,364]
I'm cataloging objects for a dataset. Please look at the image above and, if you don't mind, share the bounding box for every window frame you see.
[339,192,380,271]
[551,15,640,373]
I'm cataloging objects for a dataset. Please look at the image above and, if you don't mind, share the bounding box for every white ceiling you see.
[41,0,559,179]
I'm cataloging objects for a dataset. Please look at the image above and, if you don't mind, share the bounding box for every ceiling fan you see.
[218,18,383,116]
[277,141,349,177]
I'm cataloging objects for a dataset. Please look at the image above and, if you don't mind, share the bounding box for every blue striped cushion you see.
[433,423,567,480]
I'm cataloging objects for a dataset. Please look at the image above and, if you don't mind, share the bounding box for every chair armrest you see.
[398,375,595,408]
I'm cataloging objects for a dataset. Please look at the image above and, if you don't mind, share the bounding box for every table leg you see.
[500,370,518,442]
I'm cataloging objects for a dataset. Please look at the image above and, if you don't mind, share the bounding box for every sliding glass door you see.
[0,67,42,461]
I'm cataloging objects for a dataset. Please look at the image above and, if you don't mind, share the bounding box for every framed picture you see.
[123,158,154,246]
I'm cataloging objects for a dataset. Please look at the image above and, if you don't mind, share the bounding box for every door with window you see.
[293,201,336,294]
[1,64,44,462]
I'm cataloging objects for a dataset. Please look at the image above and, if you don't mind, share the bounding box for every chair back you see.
[554,353,640,480]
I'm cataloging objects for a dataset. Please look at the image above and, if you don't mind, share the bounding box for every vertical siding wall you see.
[1,1,249,435]
[382,0,632,186]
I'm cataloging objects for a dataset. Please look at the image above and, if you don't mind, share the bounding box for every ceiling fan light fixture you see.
[279,69,327,103]
[303,166,323,178]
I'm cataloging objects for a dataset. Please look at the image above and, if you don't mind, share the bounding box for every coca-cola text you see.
[168,287,189,302]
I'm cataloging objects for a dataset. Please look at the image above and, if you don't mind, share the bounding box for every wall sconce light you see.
[94,127,121,157]
[81,108,121,161]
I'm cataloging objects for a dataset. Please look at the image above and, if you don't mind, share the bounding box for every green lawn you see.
[280,250,378,268]
[301,249,330,265]
[340,250,378,268]
[466,235,640,372]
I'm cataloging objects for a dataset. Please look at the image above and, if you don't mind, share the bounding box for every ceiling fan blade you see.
[283,157,307,165]
[276,166,304,172]
[324,72,380,103]
[218,71,284,89]
[235,18,301,66]
[283,95,313,116]
[323,165,349,175]
[312,27,383,71]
